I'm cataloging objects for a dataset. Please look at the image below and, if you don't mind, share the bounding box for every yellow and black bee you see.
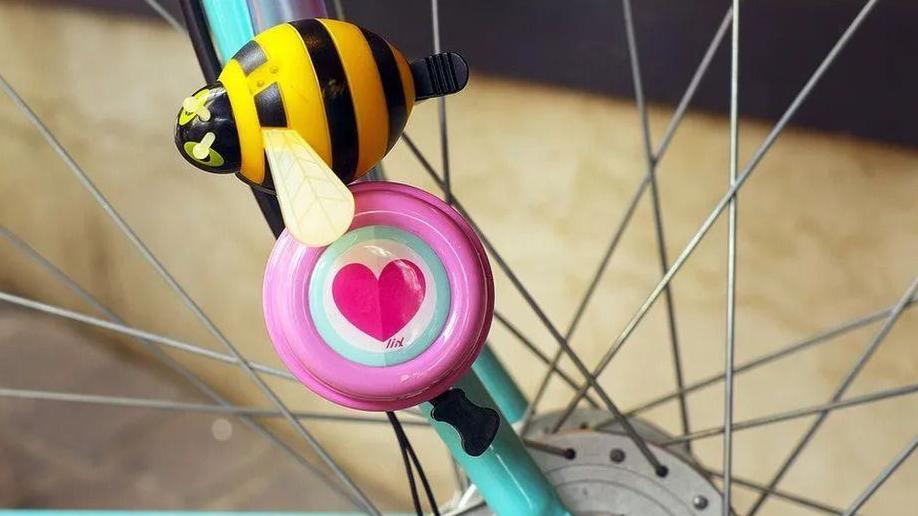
[175,18,468,246]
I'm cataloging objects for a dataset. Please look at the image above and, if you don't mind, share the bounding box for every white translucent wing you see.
[262,128,355,247]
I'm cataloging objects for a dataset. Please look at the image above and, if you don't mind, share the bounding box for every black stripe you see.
[234,40,267,75]
[261,152,275,191]
[254,83,287,127]
[236,169,276,195]
[290,19,359,182]
[360,28,408,152]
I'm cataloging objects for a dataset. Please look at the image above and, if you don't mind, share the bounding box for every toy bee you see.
[175,18,468,246]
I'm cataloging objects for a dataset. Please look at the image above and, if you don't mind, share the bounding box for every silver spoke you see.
[523,7,733,433]
[0,290,293,380]
[747,274,916,515]
[401,134,667,474]
[443,499,486,516]
[431,0,452,203]
[522,438,576,459]
[621,0,690,450]
[0,74,378,514]
[842,436,917,516]
[554,0,882,426]
[723,1,741,512]
[0,387,427,426]
[611,296,917,423]
[0,226,384,500]
[660,383,918,445]
[143,0,184,34]
[428,2,468,500]
[705,470,844,514]
[492,312,600,407]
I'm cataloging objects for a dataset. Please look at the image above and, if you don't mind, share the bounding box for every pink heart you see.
[331,259,426,341]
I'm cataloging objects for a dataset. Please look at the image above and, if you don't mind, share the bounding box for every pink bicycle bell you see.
[263,181,495,412]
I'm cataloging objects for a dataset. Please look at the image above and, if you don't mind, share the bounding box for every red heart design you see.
[331,259,426,341]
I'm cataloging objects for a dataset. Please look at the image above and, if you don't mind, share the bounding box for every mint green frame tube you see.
[472,345,528,424]
[201,0,255,62]
[422,372,569,516]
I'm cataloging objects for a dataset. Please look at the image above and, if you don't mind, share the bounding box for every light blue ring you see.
[309,226,450,367]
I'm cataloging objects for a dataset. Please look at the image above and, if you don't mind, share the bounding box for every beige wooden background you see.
[0,1,915,513]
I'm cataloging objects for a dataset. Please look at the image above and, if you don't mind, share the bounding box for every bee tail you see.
[410,52,469,101]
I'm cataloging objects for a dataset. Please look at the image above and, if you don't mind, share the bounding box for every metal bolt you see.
[692,495,709,510]
[610,448,626,463]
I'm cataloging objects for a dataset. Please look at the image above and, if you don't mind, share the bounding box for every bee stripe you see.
[253,23,333,169]
[261,152,275,191]
[219,60,265,184]
[391,44,416,113]
[321,19,389,177]
[360,28,407,152]
[290,19,359,183]
[254,83,287,127]
[235,40,268,75]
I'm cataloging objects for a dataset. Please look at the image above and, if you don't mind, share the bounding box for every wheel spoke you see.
[330,0,346,20]
[401,134,666,474]
[554,0,882,427]
[143,0,184,34]
[0,75,378,514]
[621,0,691,451]
[659,383,918,445]
[0,226,394,500]
[443,499,486,516]
[842,436,918,516]
[0,387,427,425]
[524,6,733,434]
[723,1,741,512]
[610,296,917,423]
[492,312,600,407]
[431,0,453,204]
[522,438,575,459]
[705,470,845,514]
[748,275,918,514]
[0,290,294,380]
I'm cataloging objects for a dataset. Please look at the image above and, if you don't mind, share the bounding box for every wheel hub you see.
[461,409,726,515]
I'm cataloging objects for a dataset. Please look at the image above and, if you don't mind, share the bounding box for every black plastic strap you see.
[410,52,470,101]
[430,388,500,457]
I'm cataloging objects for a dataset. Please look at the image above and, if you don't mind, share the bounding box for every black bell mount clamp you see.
[429,387,500,457]
[411,52,470,101]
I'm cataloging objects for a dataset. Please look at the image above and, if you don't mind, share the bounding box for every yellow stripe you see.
[390,44,416,115]
[219,60,264,184]
[255,23,333,165]
[319,19,389,177]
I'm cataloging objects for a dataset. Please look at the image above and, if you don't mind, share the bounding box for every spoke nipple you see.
[656,465,669,478]
[692,495,709,510]
[610,448,626,463]
[564,448,577,460]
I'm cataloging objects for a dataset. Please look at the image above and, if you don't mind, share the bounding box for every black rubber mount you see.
[410,52,470,101]
[429,388,500,457]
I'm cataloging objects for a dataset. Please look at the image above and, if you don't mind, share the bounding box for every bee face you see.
[174,83,241,173]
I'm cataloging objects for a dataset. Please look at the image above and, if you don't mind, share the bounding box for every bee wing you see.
[262,128,355,247]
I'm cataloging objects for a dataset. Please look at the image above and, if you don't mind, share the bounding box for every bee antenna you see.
[410,52,469,101]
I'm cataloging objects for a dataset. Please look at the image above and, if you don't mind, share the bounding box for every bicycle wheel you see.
[0,0,915,514]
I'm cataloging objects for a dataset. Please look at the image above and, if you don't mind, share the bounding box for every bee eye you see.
[178,89,212,125]
[183,132,225,168]
[191,132,216,160]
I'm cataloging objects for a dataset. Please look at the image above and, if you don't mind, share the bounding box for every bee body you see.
[175,18,467,246]
[218,19,415,191]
